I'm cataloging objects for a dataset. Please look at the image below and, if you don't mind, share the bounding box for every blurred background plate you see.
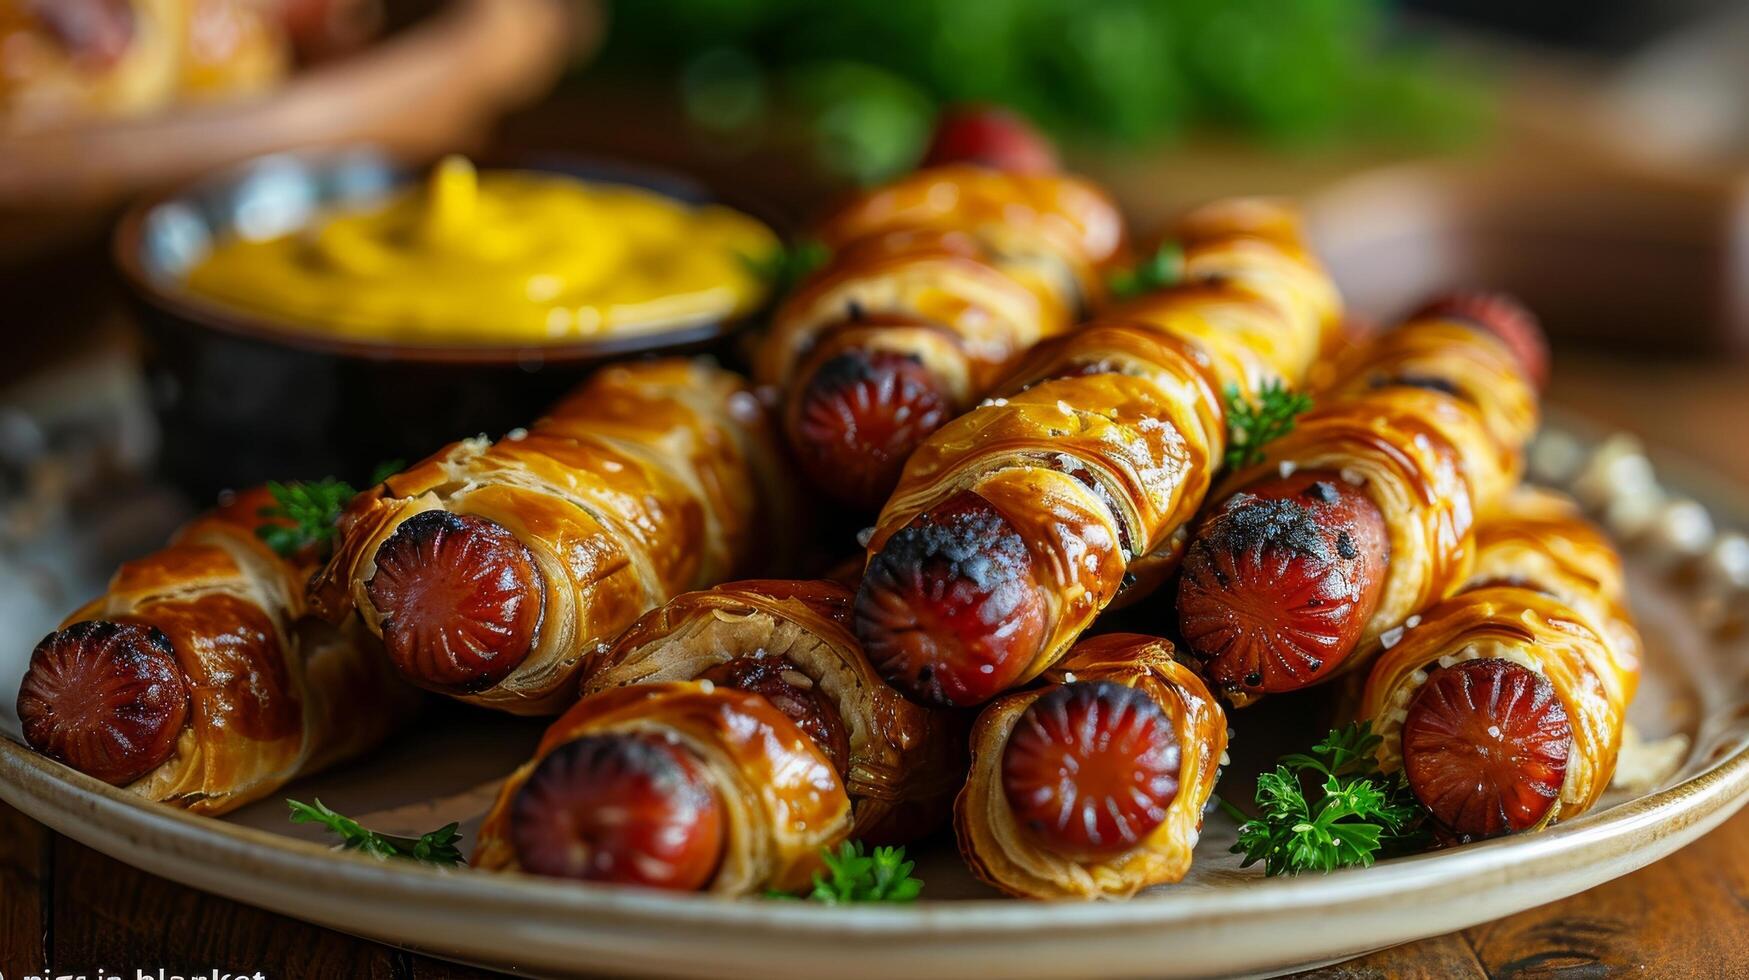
[0,0,589,263]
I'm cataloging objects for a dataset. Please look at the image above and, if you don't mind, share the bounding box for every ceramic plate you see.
[3,419,1747,980]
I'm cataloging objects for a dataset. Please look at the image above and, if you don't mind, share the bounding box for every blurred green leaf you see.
[784,60,936,184]
[599,0,1493,153]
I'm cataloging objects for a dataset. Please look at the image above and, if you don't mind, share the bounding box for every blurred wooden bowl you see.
[0,0,591,263]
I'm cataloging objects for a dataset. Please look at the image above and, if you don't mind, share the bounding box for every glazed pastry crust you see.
[1360,488,1642,826]
[956,634,1226,900]
[758,229,1063,396]
[863,199,1341,686]
[755,166,1127,411]
[814,164,1127,302]
[55,487,414,814]
[583,579,964,843]
[1469,486,1641,688]
[1216,314,1540,670]
[309,359,790,715]
[474,681,852,895]
[1320,320,1537,487]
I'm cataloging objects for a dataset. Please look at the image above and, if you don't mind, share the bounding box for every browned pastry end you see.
[1400,658,1572,840]
[17,621,190,786]
[366,510,545,691]
[787,348,953,512]
[1176,471,1389,705]
[855,490,1048,707]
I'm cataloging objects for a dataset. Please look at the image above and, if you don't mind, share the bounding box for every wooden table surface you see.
[1,351,1745,979]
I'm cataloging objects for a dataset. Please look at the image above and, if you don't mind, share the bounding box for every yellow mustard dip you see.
[184,156,780,345]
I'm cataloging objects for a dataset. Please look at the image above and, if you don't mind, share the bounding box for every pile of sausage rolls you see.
[17,116,1648,901]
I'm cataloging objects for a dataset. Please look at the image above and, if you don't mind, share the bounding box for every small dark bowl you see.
[114,147,779,498]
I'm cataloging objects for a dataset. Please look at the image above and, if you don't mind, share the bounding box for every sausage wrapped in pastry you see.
[756,163,1126,509]
[309,359,792,715]
[956,634,1225,900]
[1,0,288,130]
[853,198,1341,706]
[473,681,851,895]
[583,579,963,843]
[1359,487,1641,840]
[16,487,416,814]
[1176,293,1543,706]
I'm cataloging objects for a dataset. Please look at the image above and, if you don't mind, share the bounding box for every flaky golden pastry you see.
[16,487,416,814]
[1219,312,1541,667]
[584,579,964,843]
[309,359,792,715]
[956,634,1225,900]
[856,199,1340,704]
[753,165,1127,509]
[474,681,852,895]
[1361,488,1642,830]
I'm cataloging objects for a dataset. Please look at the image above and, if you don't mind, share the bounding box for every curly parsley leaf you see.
[768,841,923,903]
[1223,379,1313,470]
[287,798,463,867]
[255,479,356,559]
[255,459,404,559]
[1107,240,1184,299]
[1223,722,1428,876]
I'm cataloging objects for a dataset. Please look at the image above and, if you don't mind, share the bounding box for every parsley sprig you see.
[256,479,356,559]
[769,841,923,903]
[1108,241,1184,299]
[287,798,463,867]
[1221,722,1427,876]
[254,459,401,560]
[1223,379,1313,470]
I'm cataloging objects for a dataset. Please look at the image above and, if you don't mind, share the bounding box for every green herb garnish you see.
[255,478,356,559]
[1221,722,1427,876]
[287,798,463,867]
[255,458,404,559]
[1108,241,1184,299]
[744,238,832,299]
[769,841,923,903]
[1223,379,1313,470]
[368,458,405,486]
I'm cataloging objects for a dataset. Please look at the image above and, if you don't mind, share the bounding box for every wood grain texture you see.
[0,797,50,978]
[1300,933,1488,979]
[1300,805,1749,978]
[47,830,404,979]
